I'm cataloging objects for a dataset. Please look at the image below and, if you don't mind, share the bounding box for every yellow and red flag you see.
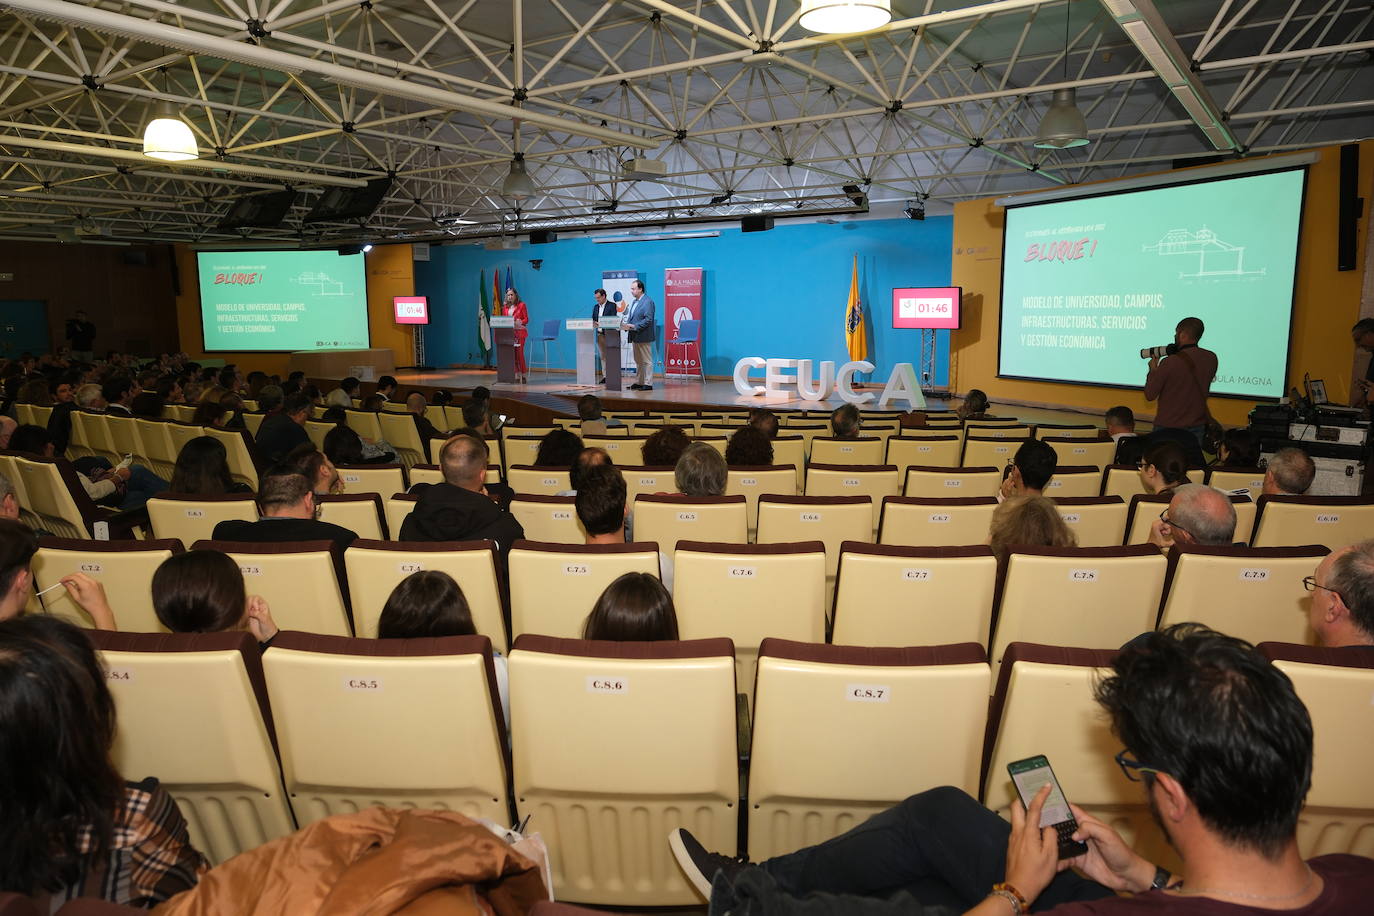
[845,254,867,362]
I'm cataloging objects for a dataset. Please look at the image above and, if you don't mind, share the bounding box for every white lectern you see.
[566,318,597,386]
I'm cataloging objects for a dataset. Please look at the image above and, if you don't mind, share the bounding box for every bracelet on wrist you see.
[990,882,1029,914]
[1150,865,1172,890]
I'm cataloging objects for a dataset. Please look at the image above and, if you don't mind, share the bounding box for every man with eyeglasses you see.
[1304,541,1374,649]
[669,624,1374,913]
[1146,483,1236,551]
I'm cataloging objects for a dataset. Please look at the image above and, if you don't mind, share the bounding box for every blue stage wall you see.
[414,215,953,386]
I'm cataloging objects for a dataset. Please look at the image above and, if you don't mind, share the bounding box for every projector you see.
[622,157,670,178]
[483,238,521,251]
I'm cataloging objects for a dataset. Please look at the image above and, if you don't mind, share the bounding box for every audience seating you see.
[831,544,998,648]
[583,434,647,465]
[304,419,334,451]
[787,423,830,453]
[747,639,990,861]
[620,464,678,505]
[424,405,450,433]
[1052,496,1129,548]
[508,541,661,640]
[165,421,205,462]
[674,541,826,704]
[316,493,386,540]
[376,411,426,469]
[804,464,899,533]
[88,630,297,864]
[1122,493,1171,545]
[878,496,997,547]
[964,418,1020,429]
[886,434,961,470]
[135,418,178,480]
[510,495,586,544]
[33,537,182,632]
[242,412,266,437]
[503,425,558,440]
[1252,495,1374,551]
[960,434,1024,469]
[756,495,873,602]
[809,436,885,465]
[383,493,419,536]
[71,411,119,464]
[1157,545,1327,645]
[692,435,728,458]
[13,454,122,539]
[343,409,384,444]
[1258,643,1374,857]
[406,464,443,487]
[1042,465,1102,498]
[344,540,507,649]
[772,436,807,489]
[104,414,146,469]
[0,453,40,530]
[201,426,259,491]
[146,493,258,545]
[904,465,1001,499]
[633,494,748,548]
[1205,466,1268,503]
[261,632,510,827]
[509,636,738,905]
[1033,424,1100,439]
[1100,464,1147,501]
[507,465,572,497]
[163,404,196,423]
[990,546,1167,675]
[725,465,797,537]
[336,464,406,499]
[502,436,545,472]
[195,539,352,637]
[1042,438,1119,474]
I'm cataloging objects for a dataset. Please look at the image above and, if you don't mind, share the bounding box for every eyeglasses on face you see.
[1115,749,1163,783]
[1303,576,1342,600]
[1157,508,1192,540]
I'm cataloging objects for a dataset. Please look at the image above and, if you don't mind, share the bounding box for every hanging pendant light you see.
[501,153,535,199]
[798,0,892,35]
[142,70,198,162]
[1034,1,1089,150]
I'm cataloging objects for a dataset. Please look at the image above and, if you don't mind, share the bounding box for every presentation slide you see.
[999,168,1306,399]
[198,250,370,351]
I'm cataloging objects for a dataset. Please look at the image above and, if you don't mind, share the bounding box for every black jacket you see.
[211,516,358,551]
[254,413,310,464]
[399,482,524,552]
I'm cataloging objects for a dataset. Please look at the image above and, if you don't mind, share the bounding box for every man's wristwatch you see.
[1150,865,1172,890]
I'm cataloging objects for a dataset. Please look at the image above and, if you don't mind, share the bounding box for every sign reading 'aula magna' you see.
[733,358,927,409]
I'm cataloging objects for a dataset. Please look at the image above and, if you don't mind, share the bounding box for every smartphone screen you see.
[1008,756,1074,828]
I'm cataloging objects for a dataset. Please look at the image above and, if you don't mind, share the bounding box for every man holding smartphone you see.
[670,625,1374,913]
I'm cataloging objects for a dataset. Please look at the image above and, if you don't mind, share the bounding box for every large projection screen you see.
[998,167,1306,400]
[198,250,370,352]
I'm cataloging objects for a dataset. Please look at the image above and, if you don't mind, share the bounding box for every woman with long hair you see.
[168,436,249,495]
[987,494,1077,563]
[152,549,278,644]
[583,572,679,641]
[1138,440,1192,497]
[503,286,530,384]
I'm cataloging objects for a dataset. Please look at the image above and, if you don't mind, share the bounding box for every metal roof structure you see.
[0,0,1368,246]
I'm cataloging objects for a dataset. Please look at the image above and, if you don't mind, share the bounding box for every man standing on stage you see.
[1143,316,1216,446]
[624,279,657,391]
[592,288,617,385]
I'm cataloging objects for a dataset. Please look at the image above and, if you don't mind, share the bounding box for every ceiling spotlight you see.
[362,243,373,253]
[591,199,619,213]
[709,191,734,206]
[798,0,892,34]
[1035,88,1090,149]
[501,153,535,199]
[142,98,198,161]
[903,200,925,221]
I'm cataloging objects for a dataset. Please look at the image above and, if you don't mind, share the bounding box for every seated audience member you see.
[219,392,247,429]
[671,624,1374,913]
[725,426,774,466]
[432,389,453,407]
[956,388,989,420]
[15,378,52,406]
[211,470,357,550]
[407,391,446,441]
[999,438,1057,500]
[577,394,619,435]
[74,381,105,410]
[987,494,1076,563]
[1148,482,1238,552]
[46,383,82,454]
[102,378,136,416]
[399,435,524,552]
[279,378,301,398]
[152,549,278,645]
[576,464,627,545]
[191,400,230,428]
[0,615,207,909]
[0,517,115,628]
[169,436,252,495]
[1307,540,1374,648]
[1213,427,1261,469]
[374,375,398,402]
[253,392,312,464]
[0,416,14,449]
[562,446,612,497]
[1146,425,1206,469]
[642,425,691,466]
[217,365,243,395]
[323,424,390,469]
[376,569,508,722]
[302,384,324,407]
[283,443,344,496]
[1263,446,1316,496]
[583,572,679,641]
[321,405,347,424]
[1105,405,1136,442]
[1138,440,1192,497]
[675,441,727,497]
[325,376,360,408]
[245,370,269,399]
[462,398,496,437]
[534,428,583,468]
[0,472,20,524]
[9,424,166,511]
[130,388,164,419]
[748,407,779,440]
[830,403,861,438]
[256,384,284,416]
[157,376,185,405]
[355,394,398,461]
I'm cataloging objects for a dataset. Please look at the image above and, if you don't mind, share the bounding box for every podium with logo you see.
[599,315,623,392]
[490,315,516,384]
[566,319,597,386]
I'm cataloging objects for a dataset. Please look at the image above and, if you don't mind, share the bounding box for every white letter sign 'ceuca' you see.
[733,356,766,396]
[878,363,926,409]
[732,357,926,409]
[796,359,836,399]
[836,361,875,404]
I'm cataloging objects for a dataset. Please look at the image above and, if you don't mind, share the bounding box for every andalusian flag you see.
[845,254,867,362]
[478,269,492,362]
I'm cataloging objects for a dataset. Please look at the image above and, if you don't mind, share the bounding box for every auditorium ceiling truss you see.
[0,0,1368,245]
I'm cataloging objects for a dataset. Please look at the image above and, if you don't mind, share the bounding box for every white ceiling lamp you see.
[798,0,892,34]
[1034,1,1089,149]
[501,153,535,199]
[142,70,198,162]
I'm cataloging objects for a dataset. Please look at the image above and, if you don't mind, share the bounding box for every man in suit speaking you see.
[624,279,657,391]
[592,288,617,385]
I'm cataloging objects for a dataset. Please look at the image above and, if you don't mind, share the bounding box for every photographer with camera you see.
[1143,317,1216,451]
[65,310,96,363]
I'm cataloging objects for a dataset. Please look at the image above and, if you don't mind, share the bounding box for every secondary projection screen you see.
[998,167,1306,400]
[198,249,370,351]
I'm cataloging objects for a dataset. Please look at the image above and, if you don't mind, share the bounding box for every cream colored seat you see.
[756,495,873,602]
[262,632,510,827]
[502,436,545,473]
[831,543,998,648]
[13,455,119,539]
[772,436,807,489]
[510,495,586,544]
[620,464,678,506]
[407,464,444,488]
[1043,465,1102,498]
[1043,437,1119,472]
[747,639,990,861]
[1205,467,1268,504]
[509,540,661,640]
[583,434,647,464]
[878,496,996,547]
[965,417,1020,429]
[904,465,1001,499]
[377,410,426,469]
[509,635,738,905]
[147,493,258,545]
[104,413,147,468]
[242,412,266,437]
[343,409,384,444]
[1252,495,1374,551]
[788,423,830,454]
[989,546,1167,675]
[633,494,747,549]
[1101,464,1147,501]
[197,539,352,636]
[960,435,1023,469]
[1034,424,1101,439]
[886,435,962,471]
[982,643,1173,869]
[344,539,507,648]
[1158,544,1327,645]
[164,404,196,423]
[674,541,826,703]
[33,537,182,632]
[1258,643,1374,857]
[72,410,119,463]
[1052,496,1129,547]
[202,426,259,490]
[383,493,420,537]
[0,453,40,530]
[692,435,728,458]
[809,436,885,465]
[166,421,206,462]
[1123,493,1171,545]
[725,465,797,537]
[88,630,296,864]
[503,424,558,440]
[136,418,178,480]
[316,493,385,540]
[507,465,572,496]
[804,464,899,534]
[304,420,334,451]
[336,463,406,499]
